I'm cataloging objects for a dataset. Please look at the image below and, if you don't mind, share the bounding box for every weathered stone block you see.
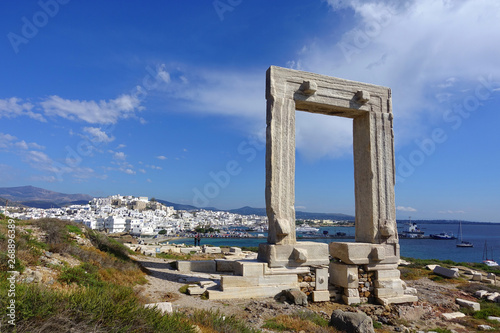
[203,246,222,254]
[329,242,399,265]
[374,287,404,297]
[329,262,358,288]
[342,295,361,305]
[229,247,242,254]
[344,288,359,297]
[404,287,418,296]
[476,290,489,298]
[472,273,483,281]
[433,266,459,278]
[215,259,236,272]
[234,261,265,277]
[177,260,216,273]
[312,290,330,302]
[374,279,402,289]
[315,267,329,291]
[456,298,480,311]
[376,269,401,279]
[442,312,466,320]
[258,242,329,267]
[377,295,418,305]
[221,274,298,290]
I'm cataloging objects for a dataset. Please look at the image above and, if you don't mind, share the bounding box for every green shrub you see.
[59,263,102,287]
[66,224,82,235]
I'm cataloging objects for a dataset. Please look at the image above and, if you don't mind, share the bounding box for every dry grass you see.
[99,267,147,287]
[262,312,336,333]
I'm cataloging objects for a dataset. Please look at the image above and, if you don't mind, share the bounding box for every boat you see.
[399,218,425,239]
[296,225,320,233]
[456,221,473,248]
[429,232,456,240]
[482,241,499,266]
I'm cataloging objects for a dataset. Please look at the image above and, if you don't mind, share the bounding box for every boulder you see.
[279,288,308,306]
[329,310,374,333]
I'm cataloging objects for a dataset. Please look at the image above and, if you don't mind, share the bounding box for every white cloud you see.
[116,144,126,149]
[0,133,17,149]
[0,97,45,122]
[113,152,126,160]
[83,127,115,143]
[14,140,29,150]
[0,133,45,151]
[156,155,167,160]
[124,168,135,175]
[397,206,417,212]
[139,168,146,173]
[289,0,500,156]
[41,94,142,124]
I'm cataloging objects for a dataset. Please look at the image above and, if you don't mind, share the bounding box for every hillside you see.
[0,186,92,207]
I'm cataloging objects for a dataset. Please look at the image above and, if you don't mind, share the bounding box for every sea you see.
[168,222,500,264]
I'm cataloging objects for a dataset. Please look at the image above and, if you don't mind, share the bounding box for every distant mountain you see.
[0,186,92,207]
[228,206,355,221]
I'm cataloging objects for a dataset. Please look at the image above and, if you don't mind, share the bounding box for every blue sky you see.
[1,0,499,222]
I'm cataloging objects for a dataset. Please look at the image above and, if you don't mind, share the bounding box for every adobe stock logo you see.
[7,0,71,54]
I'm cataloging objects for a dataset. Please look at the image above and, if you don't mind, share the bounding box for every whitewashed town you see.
[3,195,274,237]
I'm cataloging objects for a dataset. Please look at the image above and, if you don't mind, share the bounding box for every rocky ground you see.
[131,254,500,332]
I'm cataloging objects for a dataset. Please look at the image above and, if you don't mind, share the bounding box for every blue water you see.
[169,223,500,264]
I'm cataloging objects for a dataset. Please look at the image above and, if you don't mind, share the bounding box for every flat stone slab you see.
[442,312,466,320]
[187,286,206,295]
[456,298,480,311]
[208,286,291,300]
[487,316,500,322]
[144,302,173,314]
[377,295,418,306]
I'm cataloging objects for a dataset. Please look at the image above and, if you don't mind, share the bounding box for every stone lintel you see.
[329,242,399,265]
[257,242,329,268]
